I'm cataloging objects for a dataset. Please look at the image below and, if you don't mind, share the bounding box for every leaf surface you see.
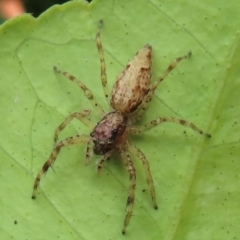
[0,0,239,239]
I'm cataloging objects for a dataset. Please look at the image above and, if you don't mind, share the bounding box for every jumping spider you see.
[32,20,211,234]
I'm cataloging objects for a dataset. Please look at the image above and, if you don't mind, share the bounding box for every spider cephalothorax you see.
[90,111,130,155]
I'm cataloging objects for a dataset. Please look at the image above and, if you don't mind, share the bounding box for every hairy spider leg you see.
[53,109,94,144]
[120,149,136,234]
[32,134,90,199]
[96,20,111,105]
[85,138,93,165]
[128,144,158,209]
[152,51,192,92]
[96,150,113,173]
[53,66,105,116]
[131,116,211,138]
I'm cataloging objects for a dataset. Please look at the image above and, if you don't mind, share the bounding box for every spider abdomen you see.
[110,44,152,115]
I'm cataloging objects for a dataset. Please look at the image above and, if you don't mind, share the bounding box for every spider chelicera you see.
[32,20,211,234]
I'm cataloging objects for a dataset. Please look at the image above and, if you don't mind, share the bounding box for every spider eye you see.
[111,129,118,138]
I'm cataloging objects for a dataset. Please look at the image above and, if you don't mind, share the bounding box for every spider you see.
[32,20,211,234]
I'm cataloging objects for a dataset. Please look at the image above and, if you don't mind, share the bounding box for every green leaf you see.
[0,0,239,239]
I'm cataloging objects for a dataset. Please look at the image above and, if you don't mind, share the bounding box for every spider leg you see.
[134,51,191,120]
[131,117,211,137]
[132,92,154,122]
[53,66,105,116]
[32,134,90,199]
[54,109,94,144]
[85,138,93,165]
[128,144,158,209]
[152,51,191,92]
[96,150,113,173]
[120,149,136,234]
[96,20,111,105]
